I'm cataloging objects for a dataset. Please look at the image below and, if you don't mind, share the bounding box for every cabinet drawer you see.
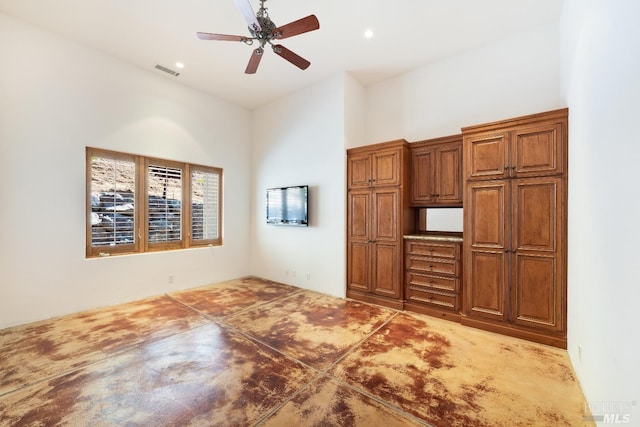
[406,256,460,276]
[406,272,459,292]
[405,241,459,259]
[406,285,458,310]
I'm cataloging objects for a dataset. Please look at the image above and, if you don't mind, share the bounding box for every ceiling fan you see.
[197,0,320,74]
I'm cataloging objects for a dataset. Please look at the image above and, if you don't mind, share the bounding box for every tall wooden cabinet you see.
[410,135,463,207]
[461,109,568,348]
[347,140,413,309]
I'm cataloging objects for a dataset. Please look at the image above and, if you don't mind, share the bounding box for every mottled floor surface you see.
[0,277,592,426]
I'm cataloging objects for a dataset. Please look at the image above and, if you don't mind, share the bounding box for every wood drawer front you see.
[406,241,459,259]
[406,285,458,310]
[406,272,459,292]
[406,256,460,276]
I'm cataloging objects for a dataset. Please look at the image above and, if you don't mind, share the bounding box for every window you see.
[86,147,222,257]
[190,167,221,246]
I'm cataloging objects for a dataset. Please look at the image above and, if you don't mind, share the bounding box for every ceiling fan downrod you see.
[248,0,281,49]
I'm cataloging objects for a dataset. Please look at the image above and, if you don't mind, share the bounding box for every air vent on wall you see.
[154,64,180,77]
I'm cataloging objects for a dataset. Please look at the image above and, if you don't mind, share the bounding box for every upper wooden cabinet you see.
[463,110,567,181]
[410,135,463,206]
[348,144,402,189]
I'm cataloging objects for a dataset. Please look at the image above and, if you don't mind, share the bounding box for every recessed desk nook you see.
[404,209,463,321]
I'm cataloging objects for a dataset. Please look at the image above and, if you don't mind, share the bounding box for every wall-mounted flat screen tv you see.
[266,185,308,226]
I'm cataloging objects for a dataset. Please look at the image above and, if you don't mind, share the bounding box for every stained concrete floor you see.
[0,277,592,426]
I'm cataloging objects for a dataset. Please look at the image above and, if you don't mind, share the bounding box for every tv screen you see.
[266,185,308,226]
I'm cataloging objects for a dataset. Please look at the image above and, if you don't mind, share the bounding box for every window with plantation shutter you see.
[190,167,221,245]
[86,147,223,258]
[87,149,138,256]
[146,161,183,249]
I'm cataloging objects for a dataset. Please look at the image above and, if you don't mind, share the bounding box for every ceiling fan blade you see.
[234,0,261,31]
[245,48,264,74]
[272,45,311,70]
[273,15,319,39]
[197,32,249,42]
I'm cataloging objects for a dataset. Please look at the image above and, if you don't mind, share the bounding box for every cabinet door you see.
[372,148,401,187]
[372,242,401,298]
[347,154,371,189]
[372,188,399,243]
[348,190,370,241]
[510,177,564,332]
[348,241,371,292]
[435,143,463,204]
[464,180,510,321]
[347,190,371,292]
[410,147,435,205]
[512,123,564,178]
[464,132,509,181]
[372,188,401,298]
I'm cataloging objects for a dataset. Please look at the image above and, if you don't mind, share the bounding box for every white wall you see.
[561,0,640,422]
[250,74,352,298]
[0,14,252,329]
[364,22,565,233]
[364,22,566,145]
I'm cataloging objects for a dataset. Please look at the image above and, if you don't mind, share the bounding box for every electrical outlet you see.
[578,345,583,363]
[306,273,310,280]
[168,275,174,284]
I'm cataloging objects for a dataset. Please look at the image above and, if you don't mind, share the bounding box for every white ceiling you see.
[0,0,565,110]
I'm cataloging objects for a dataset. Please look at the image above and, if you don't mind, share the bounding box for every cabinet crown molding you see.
[461,108,568,134]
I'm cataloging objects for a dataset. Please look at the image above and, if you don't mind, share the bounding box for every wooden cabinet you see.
[404,237,463,321]
[462,108,568,348]
[410,135,463,206]
[347,140,413,309]
[465,113,564,181]
[348,147,402,189]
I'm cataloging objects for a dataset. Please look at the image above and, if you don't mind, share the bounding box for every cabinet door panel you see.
[464,133,508,180]
[348,191,370,241]
[372,149,401,187]
[348,241,370,292]
[511,177,564,332]
[466,181,509,248]
[372,243,400,298]
[348,154,371,189]
[410,148,435,204]
[512,123,564,177]
[464,180,509,321]
[464,249,508,321]
[372,188,399,242]
[436,144,462,204]
[512,178,561,252]
[512,252,562,332]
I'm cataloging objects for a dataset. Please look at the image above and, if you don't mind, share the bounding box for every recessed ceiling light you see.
[364,29,374,39]
[175,62,185,69]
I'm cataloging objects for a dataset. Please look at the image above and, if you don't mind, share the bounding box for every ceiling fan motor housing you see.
[251,16,278,41]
